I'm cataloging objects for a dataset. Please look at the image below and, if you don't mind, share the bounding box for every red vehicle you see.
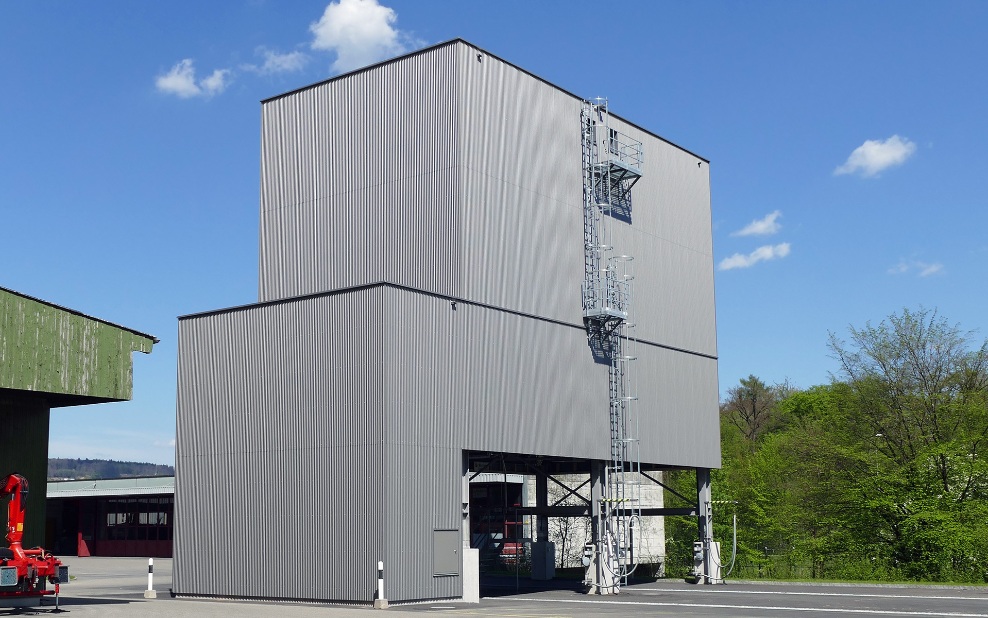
[1,474,67,606]
[470,482,526,564]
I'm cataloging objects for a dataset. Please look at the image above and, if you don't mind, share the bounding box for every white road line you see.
[495,596,988,617]
[641,588,988,602]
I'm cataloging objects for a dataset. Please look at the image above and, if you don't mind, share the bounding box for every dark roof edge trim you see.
[260,38,710,164]
[0,286,159,344]
[179,282,718,362]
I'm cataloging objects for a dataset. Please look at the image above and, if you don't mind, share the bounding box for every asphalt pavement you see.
[4,557,988,617]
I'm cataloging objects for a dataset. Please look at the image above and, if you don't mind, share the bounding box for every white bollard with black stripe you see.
[373,560,388,609]
[144,558,157,599]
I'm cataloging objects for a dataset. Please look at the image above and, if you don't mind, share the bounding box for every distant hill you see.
[48,458,174,481]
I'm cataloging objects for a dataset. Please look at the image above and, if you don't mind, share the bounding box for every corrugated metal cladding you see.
[454,41,715,356]
[256,39,715,360]
[178,38,718,604]
[258,44,460,303]
[175,284,718,602]
[175,289,387,601]
[380,286,718,469]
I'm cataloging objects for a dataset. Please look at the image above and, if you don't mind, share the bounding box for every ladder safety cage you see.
[580,98,644,591]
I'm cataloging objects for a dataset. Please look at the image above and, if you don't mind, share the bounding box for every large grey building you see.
[174,39,719,604]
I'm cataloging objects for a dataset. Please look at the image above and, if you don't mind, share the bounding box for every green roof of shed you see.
[0,286,156,407]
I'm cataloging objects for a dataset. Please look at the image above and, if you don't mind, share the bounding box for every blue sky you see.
[3,1,986,465]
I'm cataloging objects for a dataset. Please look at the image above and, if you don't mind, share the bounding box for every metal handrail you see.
[595,125,644,171]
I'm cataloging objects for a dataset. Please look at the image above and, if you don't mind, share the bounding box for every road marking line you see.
[642,588,988,602]
[495,596,988,617]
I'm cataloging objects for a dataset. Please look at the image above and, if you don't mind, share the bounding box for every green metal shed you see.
[0,286,156,548]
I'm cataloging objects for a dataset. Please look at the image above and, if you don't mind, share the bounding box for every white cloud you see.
[200,68,231,96]
[732,210,782,237]
[244,48,309,74]
[719,243,791,271]
[156,59,231,99]
[310,0,411,73]
[155,59,200,98]
[887,261,910,275]
[889,260,944,277]
[834,135,917,178]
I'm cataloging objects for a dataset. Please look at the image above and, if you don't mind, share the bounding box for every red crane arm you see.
[2,473,28,561]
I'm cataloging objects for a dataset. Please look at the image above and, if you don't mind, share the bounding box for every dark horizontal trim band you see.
[179,282,718,362]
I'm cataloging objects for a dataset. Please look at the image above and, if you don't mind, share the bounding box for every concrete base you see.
[373,598,389,609]
[144,589,157,599]
[531,542,556,580]
[462,547,479,603]
[586,552,618,595]
[707,541,723,584]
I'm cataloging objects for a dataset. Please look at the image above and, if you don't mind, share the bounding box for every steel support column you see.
[536,472,549,542]
[587,460,616,594]
[696,467,714,584]
[531,470,555,580]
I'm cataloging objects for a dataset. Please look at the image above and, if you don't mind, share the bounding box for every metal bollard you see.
[144,558,157,599]
[373,560,388,609]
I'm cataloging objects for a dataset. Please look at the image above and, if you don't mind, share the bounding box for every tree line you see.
[665,307,988,582]
[48,458,174,481]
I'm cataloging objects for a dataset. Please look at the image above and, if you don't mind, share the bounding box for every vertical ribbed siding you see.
[382,286,606,458]
[381,283,454,602]
[178,38,720,604]
[607,115,717,357]
[258,39,716,356]
[176,283,719,602]
[456,43,585,329]
[377,284,719,601]
[455,41,716,357]
[258,45,460,303]
[379,286,717,466]
[175,289,386,601]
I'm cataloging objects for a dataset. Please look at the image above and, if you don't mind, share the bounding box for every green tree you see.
[827,308,988,581]
[667,312,988,582]
[721,375,782,445]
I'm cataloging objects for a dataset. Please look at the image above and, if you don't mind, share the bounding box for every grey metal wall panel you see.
[175,289,387,601]
[377,283,718,600]
[258,45,460,303]
[258,39,716,358]
[383,444,463,601]
[609,116,717,356]
[456,42,585,329]
[176,283,718,602]
[453,41,716,356]
[179,39,719,604]
[380,286,718,467]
